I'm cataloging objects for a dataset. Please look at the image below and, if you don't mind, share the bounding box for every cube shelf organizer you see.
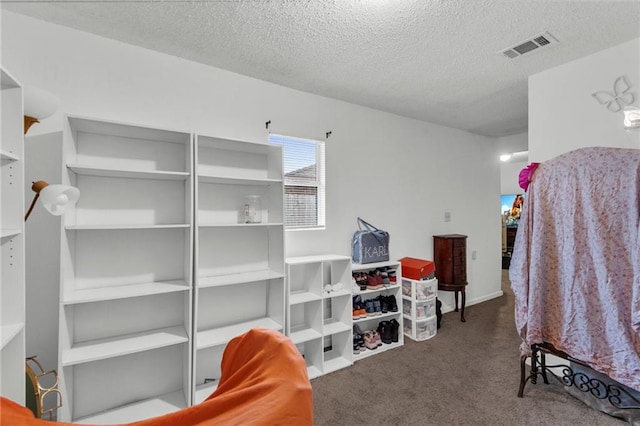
[286,255,352,379]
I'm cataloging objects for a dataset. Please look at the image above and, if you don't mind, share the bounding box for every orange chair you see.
[2,328,313,426]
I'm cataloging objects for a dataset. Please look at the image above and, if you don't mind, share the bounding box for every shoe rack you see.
[286,255,352,379]
[193,135,285,403]
[352,260,404,360]
[402,277,438,341]
[58,115,193,423]
[0,68,25,404]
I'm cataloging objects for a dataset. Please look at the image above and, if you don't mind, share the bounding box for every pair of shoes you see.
[351,278,361,293]
[353,324,366,354]
[363,331,378,350]
[364,299,382,316]
[387,268,397,283]
[377,321,393,344]
[352,272,368,291]
[324,282,343,293]
[366,273,383,290]
[375,295,388,313]
[353,333,365,354]
[381,294,398,312]
[368,330,383,347]
[389,319,400,342]
[352,295,366,319]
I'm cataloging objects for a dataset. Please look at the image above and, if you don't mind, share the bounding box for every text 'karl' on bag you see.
[352,217,390,264]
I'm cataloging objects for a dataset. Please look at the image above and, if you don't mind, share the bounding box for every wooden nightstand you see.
[433,234,468,322]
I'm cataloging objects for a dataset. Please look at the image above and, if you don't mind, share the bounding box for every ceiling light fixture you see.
[499,150,528,162]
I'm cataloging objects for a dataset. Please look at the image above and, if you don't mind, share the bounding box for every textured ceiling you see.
[3,0,640,137]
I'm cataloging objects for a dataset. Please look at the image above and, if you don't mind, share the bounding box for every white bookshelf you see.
[352,260,404,361]
[76,389,187,424]
[0,68,25,404]
[58,115,193,423]
[196,317,283,350]
[286,255,353,379]
[192,134,285,404]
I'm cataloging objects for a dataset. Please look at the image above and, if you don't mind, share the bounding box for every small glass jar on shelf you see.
[243,195,262,224]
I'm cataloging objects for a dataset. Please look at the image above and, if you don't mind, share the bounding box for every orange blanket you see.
[1,328,313,425]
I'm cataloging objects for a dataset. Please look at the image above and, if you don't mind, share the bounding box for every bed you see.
[1,328,313,426]
[509,147,640,421]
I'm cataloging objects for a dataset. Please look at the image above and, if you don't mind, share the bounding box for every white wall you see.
[2,11,503,372]
[23,132,62,413]
[496,132,528,195]
[529,38,640,161]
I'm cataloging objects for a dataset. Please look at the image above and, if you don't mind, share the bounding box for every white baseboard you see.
[440,290,504,314]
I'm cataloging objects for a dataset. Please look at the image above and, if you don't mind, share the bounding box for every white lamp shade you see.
[23,85,60,120]
[39,184,80,216]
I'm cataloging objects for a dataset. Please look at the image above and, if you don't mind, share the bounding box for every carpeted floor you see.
[311,271,625,425]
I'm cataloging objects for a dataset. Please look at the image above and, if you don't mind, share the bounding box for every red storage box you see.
[399,257,435,280]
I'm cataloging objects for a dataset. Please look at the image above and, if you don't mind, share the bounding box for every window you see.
[269,134,325,230]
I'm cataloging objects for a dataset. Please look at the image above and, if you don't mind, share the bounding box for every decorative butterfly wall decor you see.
[591,76,635,112]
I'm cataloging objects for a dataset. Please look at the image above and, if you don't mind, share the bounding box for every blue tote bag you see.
[351,217,390,264]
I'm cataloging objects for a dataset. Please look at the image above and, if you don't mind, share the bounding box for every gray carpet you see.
[311,272,624,425]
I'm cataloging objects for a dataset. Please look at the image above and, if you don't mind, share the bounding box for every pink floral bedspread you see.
[510,146,640,391]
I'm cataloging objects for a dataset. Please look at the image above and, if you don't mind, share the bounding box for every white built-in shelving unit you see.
[286,255,352,379]
[402,277,438,341]
[58,116,193,423]
[0,68,25,404]
[192,135,285,404]
[352,260,404,361]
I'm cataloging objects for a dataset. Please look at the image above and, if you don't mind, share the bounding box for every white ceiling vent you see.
[499,31,558,59]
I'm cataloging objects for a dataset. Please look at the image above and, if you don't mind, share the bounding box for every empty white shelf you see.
[198,222,283,228]
[0,228,21,239]
[289,327,322,344]
[66,224,190,231]
[306,366,322,380]
[1,323,24,350]
[198,270,285,288]
[323,321,351,336]
[194,382,219,405]
[323,354,351,374]
[62,280,190,305]
[67,164,190,181]
[289,291,322,305]
[198,174,282,186]
[75,389,187,424]
[62,326,188,366]
[0,150,19,161]
[196,317,282,350]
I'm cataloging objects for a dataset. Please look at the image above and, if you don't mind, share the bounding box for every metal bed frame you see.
[518,342,640,410]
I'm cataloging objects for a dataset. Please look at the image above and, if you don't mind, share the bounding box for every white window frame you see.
[269,134,326,230]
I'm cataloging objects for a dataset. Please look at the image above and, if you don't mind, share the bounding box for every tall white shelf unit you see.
[193,135,285,404]
[0,69,25,404]
[352,260,404,360]
[286,255,352,379]
[58,116,193,423]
